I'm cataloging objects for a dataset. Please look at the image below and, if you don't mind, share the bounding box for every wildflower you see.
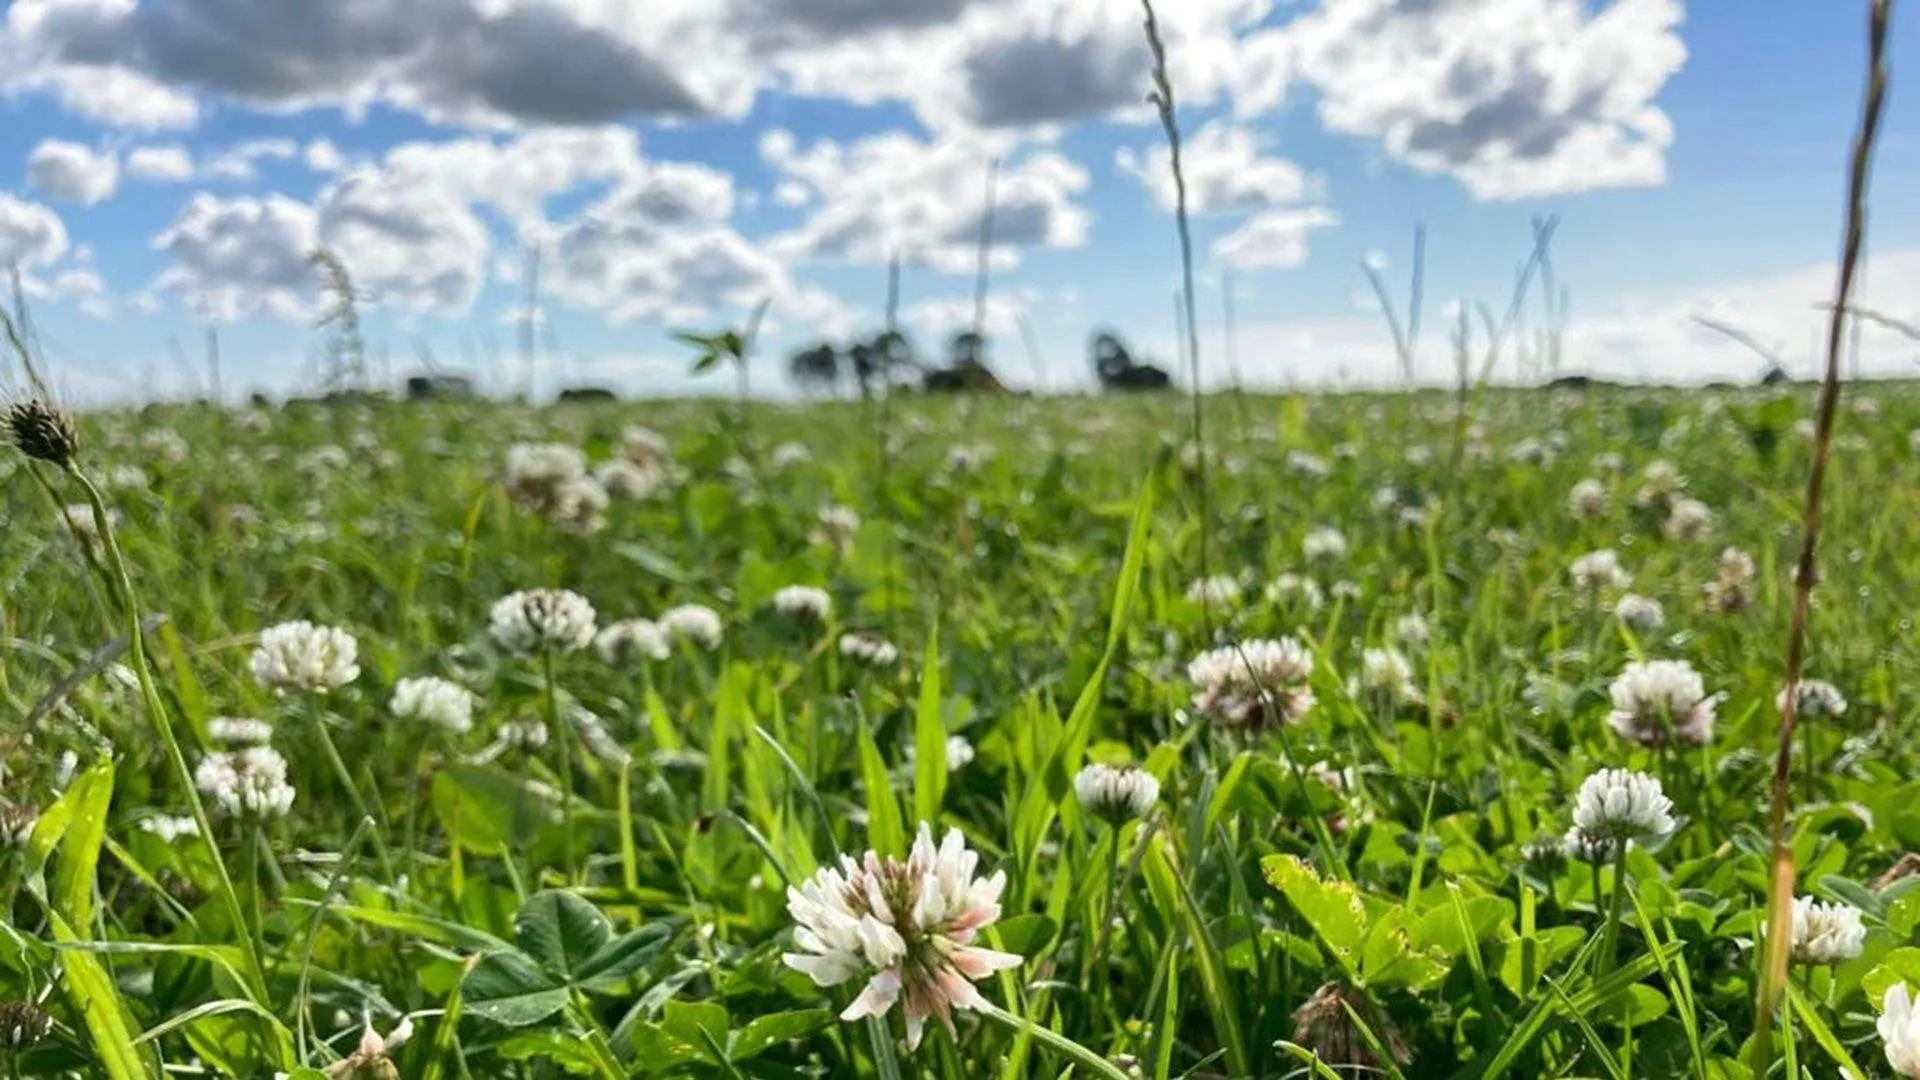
[141,428,188,465]
[661,604,724,649]
[499,717,549,752]
[490,589,597,656]
[1561,825,1621,865]
[1264,574,1325,611]
[207,717,274,746]
[1613,594,1664,633]
[1779,678,1848,721]
[1330,580,1362,602]
[251,621,360,694]
[1791,897,1866,965]
[391,677,475,736]
[1521,833,1567,874]
[782,824,1022,1051]
[596,619,671,665]
[770,441,812,468]
[1185,575,1244,607]
[328,1016,413,1080]
[1290,982,1410,1075]
[1286,450,1330,479]
[1570,549,1630,591]
[1664,497,1713,541]
[813,504,862,552]
[4,399,77,465]
[1607,660,1718,747]
[1352,647,1422,708]
[773,585,832,623]
[1634,460,1684,508]
[1393,613,1429,647]
[620,425,671,466]
[195,746,297,818]
[0,1000,53,1053]
[1371,485,1400,511]
[943,735,975,772]
[1303,526,1347,561]
[1704,547,1756,612]
[551,476,609,535]
[137,814,199,842]
[1880,984,1920,1078]
[840,632,900,667]
[503,443,587,512]
[1,804,38,848]
[596,458,667,501]
[1074,763,1159,824]
[1568,478,1607,518]
[1188,638,1317,729]
[1571,768,1674,843]
[1509,437,1551,464]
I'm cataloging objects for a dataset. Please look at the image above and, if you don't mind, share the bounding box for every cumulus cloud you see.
[1283,0,1686,199]
[0,192,69,268]
[202,138,299,182]
[763,129,1089,273]
[1118,122,1320,214]
[1211,207,1341,269]
[0,0,726,130]
[26,139,118,204]
[126,144,195,182]
[152,194,318,320]
[377,127,652,226]
[316,171,491,313]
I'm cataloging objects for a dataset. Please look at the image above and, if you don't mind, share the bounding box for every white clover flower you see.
[1330,580,1363,602]
[328,1016,414,1080]
[661,604,724,649]
[1634,460,1684,508]
[1561,825,1621,865]
[1508,437,1551,464]
[1352,647,1422,708]
[489,589,597,656]
[597,619,671,665]
[1607,659,1718,747]
[1571,768,1675,843]
[1880,983,1920,1078]
[207,717,274,746]
[140,427,188,465]
[943,735,975,772]
[1371,486,1400,512]
[1393,613,1430,647]
[499,717,550,752]
[783,824,1022,1051]
[391,676,475,736]
[773,585,832,623]
[1779,678,1848,721]
[1570,549,1630,591]
[1185,575,1244,607]
[1613,594,1664,633]
[1074,763,1160,824]
[946,443,995,472]
[1188,638,1317,729]
[596,459,667,501]
[1705,547,1757,613]
[770,441,813,468]
[137,814,199,842]
[551,476,609,535]
[1303,527,1348,561]
[840,632,900,667]
[251,621,360,694]
[1568,478,1608,518]
[1286,450,1330,479]
[1791,896,1866,965]
[812,504,862,552]
[503,443,587,513]
[1594,451,1625,473]
[1664,497,1713,542]
[1264,574,1325,611]
[195,746,296,818]
[1404,444,1433,466]
[620,425,672,466]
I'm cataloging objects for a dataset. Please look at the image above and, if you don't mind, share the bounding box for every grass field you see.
[6,382,1920,1078]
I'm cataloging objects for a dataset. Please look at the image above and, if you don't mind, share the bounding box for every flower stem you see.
[306,694,396,883]
[64,464,269,1000]
[977,1002,1130,1080]
[543,648,577,883]
[1596,842,1630,978]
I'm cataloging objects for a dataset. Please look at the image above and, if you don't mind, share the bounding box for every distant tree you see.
[789,342,841,394]
[1090,329,1171,392]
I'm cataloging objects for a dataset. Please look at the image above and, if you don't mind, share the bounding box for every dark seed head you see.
[0,999,53,1051]
[5,399,78,466]
[1290,982,1410,1076]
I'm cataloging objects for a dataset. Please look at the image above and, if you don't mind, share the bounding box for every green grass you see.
[3,384,1919,1078]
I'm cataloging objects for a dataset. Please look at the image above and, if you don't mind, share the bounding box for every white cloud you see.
[378,127,651,227]
[152,193,318,320]
[316,171,491,314]
[304,139,346,174]
[1283,0,1685,200]
[1212,207,1340,269]
[0,192,70,267]
[203,138,299,182]
[763,128,1090,273]
[26,139,118,204]
[906,293,1030,341]
[1118,121,1320,214]
[126,144,195,182]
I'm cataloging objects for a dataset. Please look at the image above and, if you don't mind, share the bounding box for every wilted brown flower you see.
[1290,982,1410,1076]
[5,399,77,466]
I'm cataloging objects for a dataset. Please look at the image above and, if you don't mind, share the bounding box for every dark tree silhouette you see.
[1090,330,1172,392]
[789,342,841,394]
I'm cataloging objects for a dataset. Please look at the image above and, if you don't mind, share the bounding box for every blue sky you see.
[0,0,1915,402]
